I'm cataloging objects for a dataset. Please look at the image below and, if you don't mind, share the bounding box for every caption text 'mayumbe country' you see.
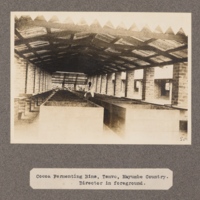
[36,174,167,180]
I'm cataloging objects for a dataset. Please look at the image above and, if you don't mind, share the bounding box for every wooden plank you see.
[15,29,45,65]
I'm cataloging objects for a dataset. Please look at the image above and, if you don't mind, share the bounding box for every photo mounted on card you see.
[10,12,191,144]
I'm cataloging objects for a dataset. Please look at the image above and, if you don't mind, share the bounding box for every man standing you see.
[84,82,94,99]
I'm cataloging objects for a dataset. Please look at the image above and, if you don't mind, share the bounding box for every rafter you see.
[14,17,189,76]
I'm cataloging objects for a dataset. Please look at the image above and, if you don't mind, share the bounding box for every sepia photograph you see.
[11,12,191,144]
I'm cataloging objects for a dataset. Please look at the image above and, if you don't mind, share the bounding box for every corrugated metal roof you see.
[14,14,188,75]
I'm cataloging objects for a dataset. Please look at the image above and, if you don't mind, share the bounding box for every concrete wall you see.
[13,54,53,121]
[114,72,122,97]
[177,63,188,107]
[39,103,104,140]
[133,80,143,99]
[101,74,107,94]
[14,54,52,97]
[96,75,101,93]
[106,73,113,95]
[87,62,188,109]
[26,63,35,94]
[126,70,135,98]
[126,70,143,99]
[93,76,97,92]
[14,55,27,96]
[172,62,188,108]
[14,98,19,122]
[144,67,155,101]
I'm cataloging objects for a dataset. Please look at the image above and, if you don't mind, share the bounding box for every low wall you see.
[87,94,180,140]
[38,91,104,141]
